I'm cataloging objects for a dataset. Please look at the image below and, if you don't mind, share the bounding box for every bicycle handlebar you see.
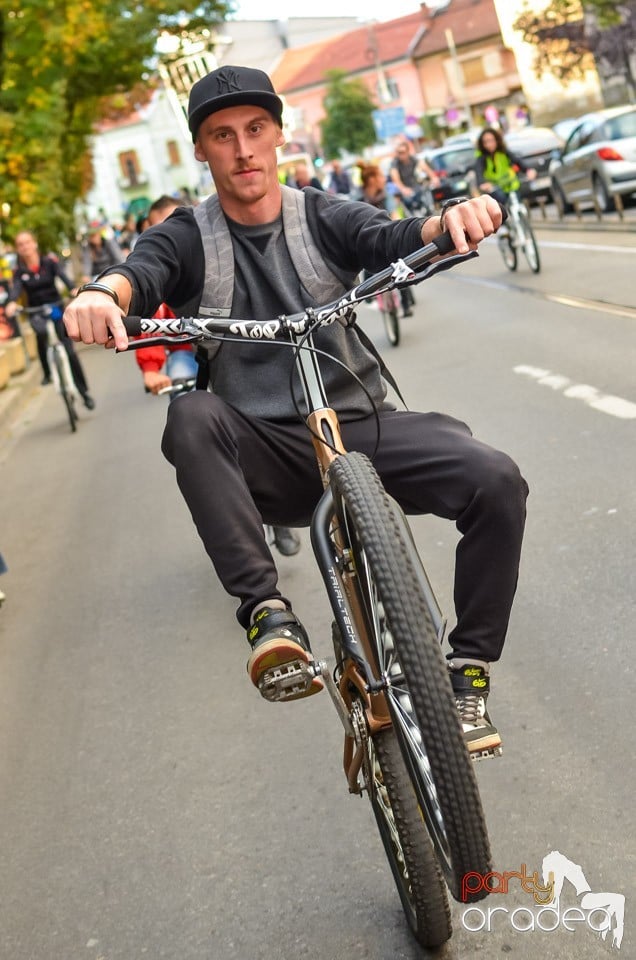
[120,229,481,350]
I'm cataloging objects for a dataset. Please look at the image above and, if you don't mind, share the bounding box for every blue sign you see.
[372,106,406,141]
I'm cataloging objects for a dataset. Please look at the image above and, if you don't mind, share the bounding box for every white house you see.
[83,83,209,226]
[83,17,363,224]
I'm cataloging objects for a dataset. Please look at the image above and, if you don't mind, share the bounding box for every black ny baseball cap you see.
[188,65,284,140]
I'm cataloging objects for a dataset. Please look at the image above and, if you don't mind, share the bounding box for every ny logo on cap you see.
[215,68,242,95]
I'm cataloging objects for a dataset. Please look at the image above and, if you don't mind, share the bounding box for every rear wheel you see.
[592,174,613,213]
[551,181,571,217]
[371,728,452,947]
[329,452,492,903]
[53,349,78,433]
[332,624,451,948]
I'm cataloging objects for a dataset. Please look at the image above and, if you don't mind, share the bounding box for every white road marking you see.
[535,240,636,254]
[514,365,636,419]
[452,274,636,320]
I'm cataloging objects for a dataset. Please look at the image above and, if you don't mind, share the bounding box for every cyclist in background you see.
[81,223,125,282]
[64,65,527,755]
[5,231,95,409]
[389,139,439,215]
[474,127,536,208]
[358,162,414,317]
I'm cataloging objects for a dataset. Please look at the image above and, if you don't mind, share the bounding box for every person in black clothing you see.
[358,162,415,317]
[327,160,351,197]
[389,140,439,214]
[287,160,323,190]
[64,65,527,756]
[6,231,95,408]
[81,223,124,282]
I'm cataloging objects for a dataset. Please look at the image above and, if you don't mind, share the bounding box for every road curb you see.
[0,361,42,438]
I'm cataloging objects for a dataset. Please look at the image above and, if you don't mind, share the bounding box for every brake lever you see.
[399,249,479,286]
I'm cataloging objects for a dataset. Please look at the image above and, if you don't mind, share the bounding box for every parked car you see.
[419,144,477,205]
[549,105,636,213]
[503,126,564,202]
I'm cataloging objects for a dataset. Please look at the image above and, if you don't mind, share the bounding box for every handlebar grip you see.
[433,198,508,255]
[122,316,143,336]
[432,232,455,256]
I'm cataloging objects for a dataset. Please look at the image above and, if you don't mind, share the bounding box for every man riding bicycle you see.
[64,65,528,756]
[389,140,439,215]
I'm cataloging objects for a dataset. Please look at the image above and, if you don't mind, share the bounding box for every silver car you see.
[549,105,636,214]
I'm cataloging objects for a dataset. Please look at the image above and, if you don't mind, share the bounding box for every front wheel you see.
[517,210,541,273]
[53,349,78,432]
[498,233,517,272]
[329,452,492,903]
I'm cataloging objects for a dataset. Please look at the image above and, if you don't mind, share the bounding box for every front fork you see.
[309,442,392,796]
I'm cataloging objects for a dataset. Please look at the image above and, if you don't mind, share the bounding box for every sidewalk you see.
[0,355,42,443]
[526,200,636,233]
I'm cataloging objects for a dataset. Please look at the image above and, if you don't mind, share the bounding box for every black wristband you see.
[77,282,120,307]
[439,196,470,232]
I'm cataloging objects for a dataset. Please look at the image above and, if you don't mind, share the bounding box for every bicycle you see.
[497,186,541,274]
[121,232,497,949]
[19,303,79,432]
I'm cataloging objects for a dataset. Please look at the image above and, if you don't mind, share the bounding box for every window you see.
[167,140,181,166]
[376,74,399,103]
[119,150,141,186]
[461,56,488,86]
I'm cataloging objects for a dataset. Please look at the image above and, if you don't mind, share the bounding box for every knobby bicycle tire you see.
[518,209,541,273]
[53,349,78,433]
[329,452,492,903]
[372,728,452,947]
[332,624,451,947]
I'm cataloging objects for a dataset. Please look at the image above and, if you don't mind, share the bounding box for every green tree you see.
[0,0,232,250]
[513,0,636,98]
[320,69,377,159]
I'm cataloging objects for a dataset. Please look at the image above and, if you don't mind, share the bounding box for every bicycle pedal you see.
[258,658,323,702]
[469,745,503,762]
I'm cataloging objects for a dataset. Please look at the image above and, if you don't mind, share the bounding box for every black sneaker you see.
[82,393,95,410]
[272,526,301,557]
[247,607,323,702]
[41,375,52,386]
[448,661,502,757]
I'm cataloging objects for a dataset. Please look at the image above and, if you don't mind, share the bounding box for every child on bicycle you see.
[64,65,527,756]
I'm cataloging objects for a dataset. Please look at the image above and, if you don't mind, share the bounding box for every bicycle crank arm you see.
[317,661,355,738]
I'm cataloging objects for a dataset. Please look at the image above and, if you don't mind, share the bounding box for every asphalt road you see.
[1,224,634,959]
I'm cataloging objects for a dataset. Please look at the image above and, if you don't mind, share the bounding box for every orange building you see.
[271,0,523,157]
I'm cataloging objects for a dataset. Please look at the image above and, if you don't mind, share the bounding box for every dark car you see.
[419,145,477,204]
